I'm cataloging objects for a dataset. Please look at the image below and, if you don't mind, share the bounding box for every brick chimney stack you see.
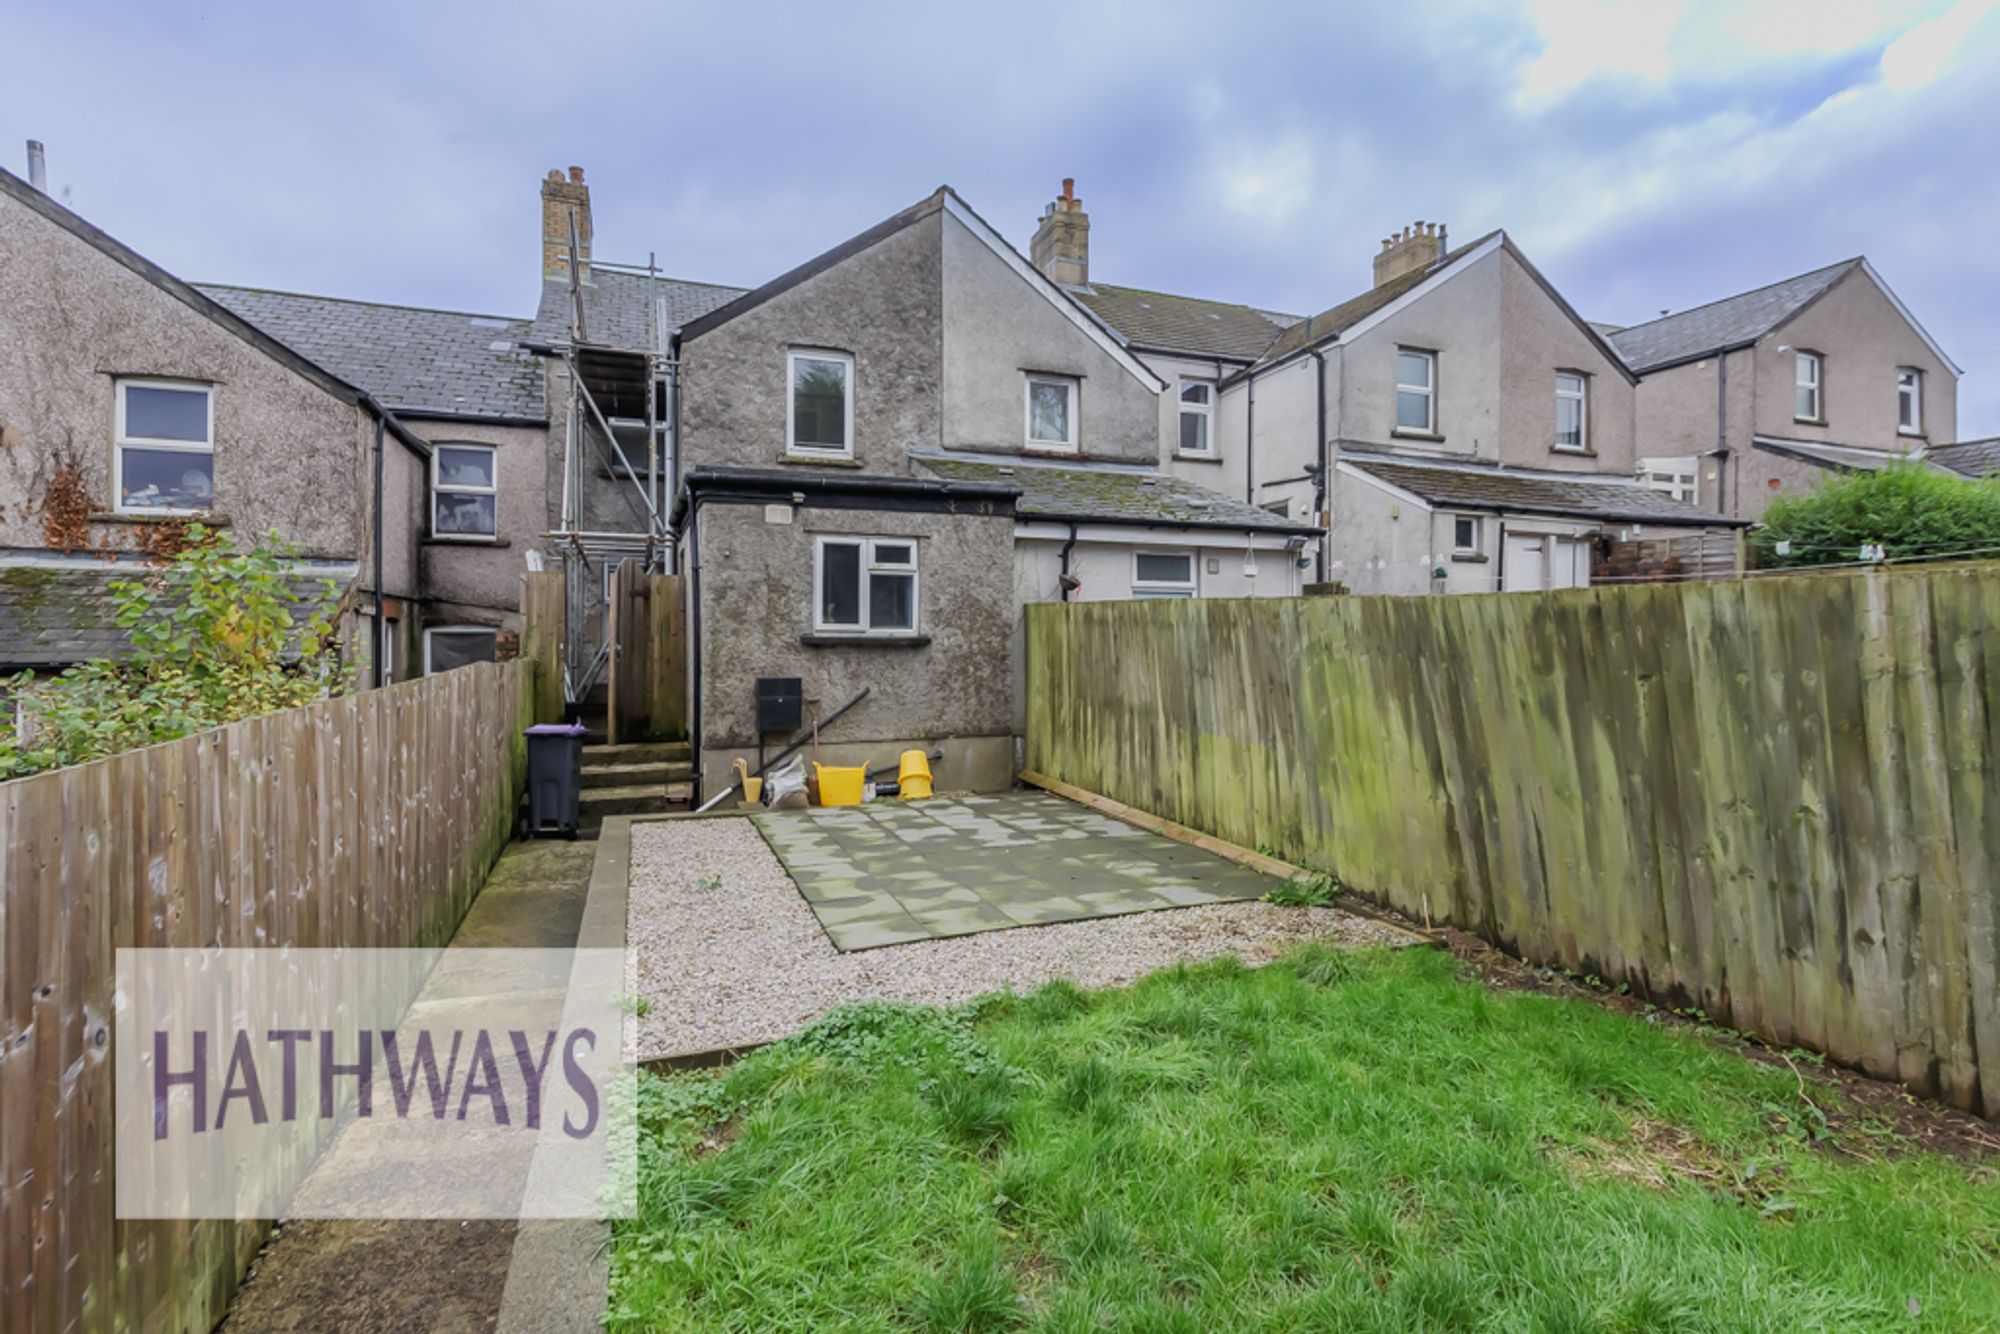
[1031,177,1090,286]
[1373,220,1445,289]
[542,166,592,282]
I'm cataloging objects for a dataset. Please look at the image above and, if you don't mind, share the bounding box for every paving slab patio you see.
[751,791,1279,950]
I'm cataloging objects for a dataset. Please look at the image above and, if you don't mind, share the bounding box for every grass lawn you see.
[609,945,2000,1332]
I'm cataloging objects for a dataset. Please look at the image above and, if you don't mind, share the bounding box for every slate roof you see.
[528,267,748,351]
[1750,436,1933,474]
[1340,451,1745,527]
[1063,283,1299,361]
[1606,260,1858,374]
[197,285,545,421]
[0,564,349,669]
[1252,231,1505,369]
[1927,438,2000,479]
[911,453,1320,534]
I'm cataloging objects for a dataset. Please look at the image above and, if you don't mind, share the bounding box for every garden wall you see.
[0,657,540,1333]
[1025,565,2000,1118]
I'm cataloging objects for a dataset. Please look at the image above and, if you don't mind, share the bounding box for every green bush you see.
[1751,462,2000,568]
[0,526,342,778]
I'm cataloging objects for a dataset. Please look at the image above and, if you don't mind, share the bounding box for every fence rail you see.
[1026,566,2000,1119]
[0,658,537,1334]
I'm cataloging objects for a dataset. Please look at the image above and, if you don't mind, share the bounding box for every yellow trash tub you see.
[897,750,934,800]
[812,762,869,807]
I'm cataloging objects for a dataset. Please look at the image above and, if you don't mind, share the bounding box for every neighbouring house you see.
[1606,259,1961,521]
[1054,189,1746,592]
[1929,438,2000,479]
[0,166,428,681]
[667,185,1316,795]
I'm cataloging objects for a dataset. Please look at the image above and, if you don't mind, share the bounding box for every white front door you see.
[1550,538,1586,589]
[1504,535,1546,591]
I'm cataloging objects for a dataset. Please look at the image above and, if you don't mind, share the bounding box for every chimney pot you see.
[1372,217,1448,289]
[25,140,45,193]
[568,166,585,184]
[1031,177,1089,284]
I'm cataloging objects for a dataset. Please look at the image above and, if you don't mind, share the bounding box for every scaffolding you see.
[547,217,679,704]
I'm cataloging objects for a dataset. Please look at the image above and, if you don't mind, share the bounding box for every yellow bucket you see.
[812,762,868,807]
[897,750,934,800]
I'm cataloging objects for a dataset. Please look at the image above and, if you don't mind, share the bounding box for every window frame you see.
[113,377,216,516]
[1131,549,1198,599]
[421,625,499,675]
[1795,351,1823,423]
[1024,373,1080,453]
[1897,367,1923,435]
[1176,378,1214,457]
[811,534,920,635]
[430,441,499,539]
[1451,514,1482,555]
[1553,371,1589,452]
[786,348,855,458]
[1394,348,1436,435]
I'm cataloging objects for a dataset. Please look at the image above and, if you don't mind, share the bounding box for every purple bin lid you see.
[524,723,587,736]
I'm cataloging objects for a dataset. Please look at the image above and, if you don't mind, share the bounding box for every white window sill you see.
[1174,451,1222,464]
[780,451,862,468]
[1551,445,1595,456]
[800,631,930,648]
[98,508,225,523]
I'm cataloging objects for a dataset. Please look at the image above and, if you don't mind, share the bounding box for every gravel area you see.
[628,814,1417,1062]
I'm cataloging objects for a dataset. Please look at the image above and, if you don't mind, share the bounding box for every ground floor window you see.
[1452,515,1482,554]
[423,625,498,673]
[1132,551,1197,598]
[814,536,918,633]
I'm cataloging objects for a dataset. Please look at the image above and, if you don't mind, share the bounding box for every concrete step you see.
[580,760,694,789]
[578,782,694,818]
[582,740,692,767]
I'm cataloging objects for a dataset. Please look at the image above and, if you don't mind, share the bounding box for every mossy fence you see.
[0,655,545,1333]
[1025,566,2000,1119]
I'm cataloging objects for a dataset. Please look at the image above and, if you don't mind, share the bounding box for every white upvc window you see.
[813,536,918,634]
[423,626,498,674]
[1639,455,1699,503]
[1177,379,1213,455]
[1897,368,1923,435]
[114,379,214,514]
[1554,372,1588,451]
[1451,515,1482,554]
[1025,374,1079,452]
[787,349,853,457]
[432,443,498,537]
[1395,349,1435,434]
[1131,550,1197,599]
[1795,351,1823,422]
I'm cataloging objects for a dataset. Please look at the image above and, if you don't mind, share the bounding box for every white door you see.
[1550,538,1586,589]
[1504,535,1546,591]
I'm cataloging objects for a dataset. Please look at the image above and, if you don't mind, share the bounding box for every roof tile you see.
[1341,452,1745,526]
[1606,261,1856,373]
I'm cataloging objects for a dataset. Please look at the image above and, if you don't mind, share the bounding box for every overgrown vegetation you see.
[610,949,2000,1331]
[1264,872,1342,908]
[1752,462,2000,569]
[0,526,342,778]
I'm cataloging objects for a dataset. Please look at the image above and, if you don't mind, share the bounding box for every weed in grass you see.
[912,1238,1019,1333]
[1284,939,1358,987]
[1264,872,1342,908]
[934,1069,1017,1151]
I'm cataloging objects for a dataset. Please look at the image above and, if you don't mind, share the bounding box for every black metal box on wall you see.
[755,676,802,733]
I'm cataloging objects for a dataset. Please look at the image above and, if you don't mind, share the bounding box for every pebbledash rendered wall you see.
[1024,567,2000,1118]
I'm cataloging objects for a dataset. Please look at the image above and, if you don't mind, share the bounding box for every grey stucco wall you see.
[691,497,1015,778]
[1497,251,1637,472]
[415,419,547,615]
[680,211,944,476]
[0,190,368,561]
[1335,248,1504,459]
[941,212,1167,465]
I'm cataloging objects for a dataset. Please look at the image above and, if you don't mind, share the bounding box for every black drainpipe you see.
[370,412,386,689]
[1311,349,1328,582]
[1714,352,1731,518]
[1244,370,1256,504]
[1058,522,1080,601]
[686,492,704,804]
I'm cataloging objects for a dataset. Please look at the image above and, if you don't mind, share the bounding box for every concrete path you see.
[215,840,603,1334]
[754,791,1275,949]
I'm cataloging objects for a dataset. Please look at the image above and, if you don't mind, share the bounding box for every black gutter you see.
[386,408,550,430]
[671,468,1020,529]
[1020,510,1323,539]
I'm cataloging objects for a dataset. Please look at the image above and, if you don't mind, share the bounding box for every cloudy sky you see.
[8,0,1999,434]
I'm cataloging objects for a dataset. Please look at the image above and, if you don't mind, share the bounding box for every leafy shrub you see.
[1265,873,1343,908]
[0,526,341,778]
[1751,463,2000,569]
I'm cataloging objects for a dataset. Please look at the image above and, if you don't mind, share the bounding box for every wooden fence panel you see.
[1025,564,2000,1118]
[647,574,687,742]
[0,659,533,1332]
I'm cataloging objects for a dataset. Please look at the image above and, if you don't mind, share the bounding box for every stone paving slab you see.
[751,792,1278,950]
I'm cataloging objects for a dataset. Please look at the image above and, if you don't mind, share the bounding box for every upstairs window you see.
[433,444,498,537]
[1795,351,1823,422]
[115,379,214,513]
[1132,551,1196,598]
[788,350,853,456]
[1178,380,1213,455]
[1898,368,1923,435]
[814,536,918,634]
[1025,374,1078,451]
[1395,350,1435,434]
[1554,373,1588,451]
